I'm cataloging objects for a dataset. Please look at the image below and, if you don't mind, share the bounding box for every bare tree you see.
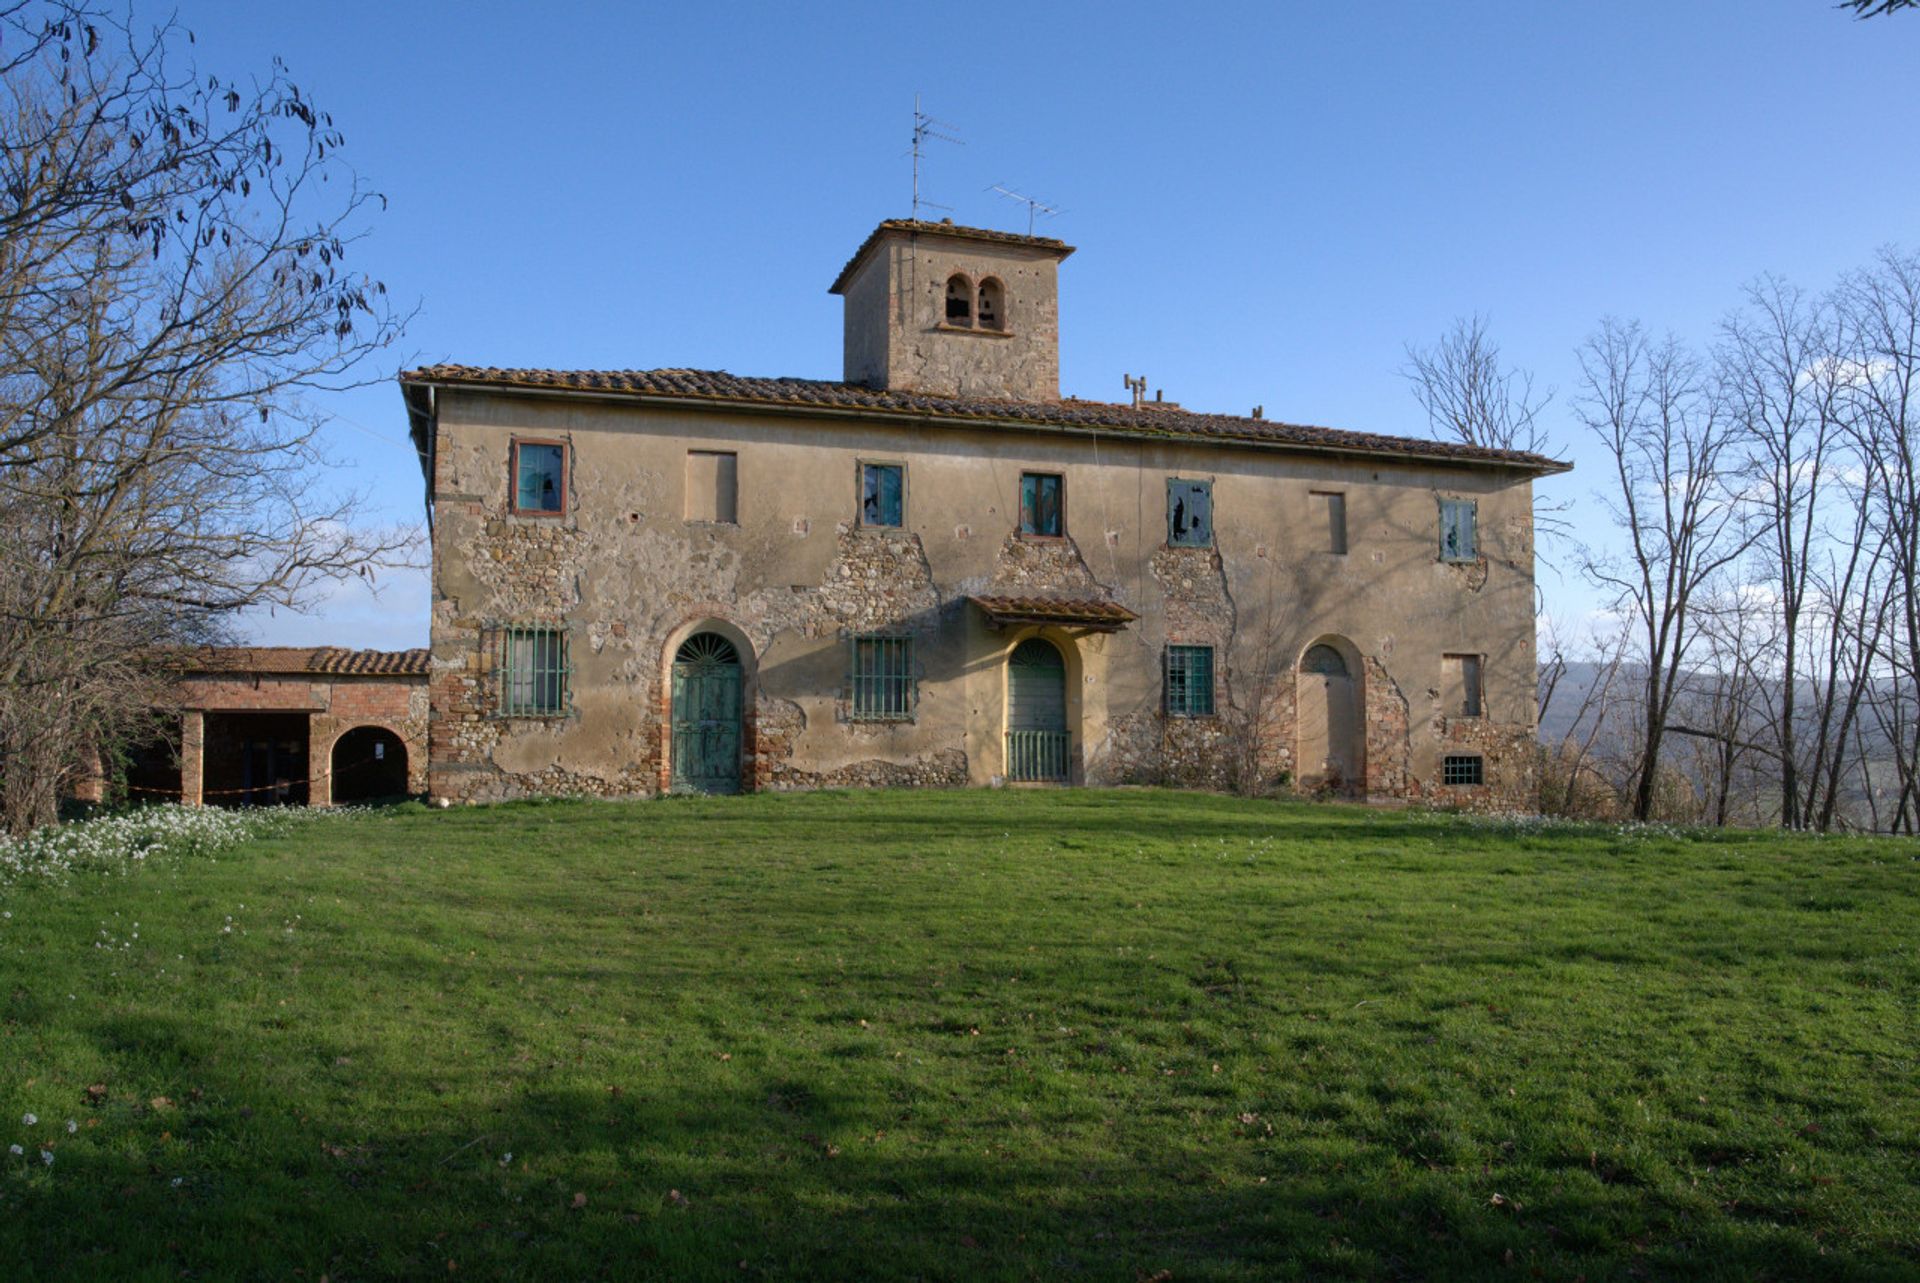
[1404,315,1554,456]
[0,4,411,832]
[1577,320,1753,822]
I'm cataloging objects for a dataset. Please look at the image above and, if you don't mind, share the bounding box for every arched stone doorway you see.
[330,726,409,803]
[1006,637,1070,782]
[1297,641,1363,796]
[671,632,744,794]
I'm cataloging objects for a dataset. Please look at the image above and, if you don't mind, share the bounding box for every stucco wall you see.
[425,389,1542,809]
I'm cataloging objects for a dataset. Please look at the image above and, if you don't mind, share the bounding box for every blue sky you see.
[173,1,1919,649]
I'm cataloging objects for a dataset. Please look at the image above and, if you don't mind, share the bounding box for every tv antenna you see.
[909,94,962,220]
[988,184,1063,236]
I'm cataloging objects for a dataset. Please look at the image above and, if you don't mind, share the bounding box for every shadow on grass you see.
[3,1011,1910,1282]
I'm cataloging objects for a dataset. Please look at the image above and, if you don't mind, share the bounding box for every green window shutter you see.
[1167,479,1212,547]
[516,444,565,512]
[850,635,915,720]
[861,464,903,527]
[1440,498,1477,562]
[1166,645,1214,717]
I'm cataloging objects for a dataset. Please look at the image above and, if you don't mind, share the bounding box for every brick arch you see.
[314,718,422,804]
[656,615,760,794]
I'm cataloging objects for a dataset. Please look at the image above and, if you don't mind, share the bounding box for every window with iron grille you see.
[1439,497,1477,562]
[1165,645,1215,717]
[1167,478,1212,547]
[495,626,569,716]
[850,635,915,720]
[1442,754,1484,786]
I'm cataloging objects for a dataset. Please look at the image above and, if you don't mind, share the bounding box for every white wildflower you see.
[21,1113,34,1126]
[40,1149,52,1165]
[7,1144,19,1156]
[65,1120,76,1134]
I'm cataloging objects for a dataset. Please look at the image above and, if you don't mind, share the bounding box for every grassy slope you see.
[0,790,1915,1281]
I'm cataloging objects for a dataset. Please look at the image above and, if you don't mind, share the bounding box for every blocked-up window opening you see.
[1443,754,1485,786]
[1439,497,1477,562]
[862,463,903,527]
[1301,644,1348,677]
[1442,653,1483,717]
[496,626,569,717]
[1020,472,1063,537]
[1167,479,1212,547]
[946,274,973,324]
[686,450,738,523]
[514,442,565,513]
[850,635,915,720]
[1312,491,1347,554]
[1165,645,1215,717]
[976,278,1004,330]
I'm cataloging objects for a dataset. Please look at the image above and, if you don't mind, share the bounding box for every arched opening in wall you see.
[1297,641,1363,797]
[1006,637,1070,783]
[330,726,409,803]
[670,632,744,795]
[976,277,1004,330]
[945,273,973,325]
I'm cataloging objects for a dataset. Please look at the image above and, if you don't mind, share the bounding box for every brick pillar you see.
[181,710,205,806]
[309,714,331,808]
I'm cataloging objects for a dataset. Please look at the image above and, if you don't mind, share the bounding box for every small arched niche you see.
[944,273,973,325]
[976,277,1005,331]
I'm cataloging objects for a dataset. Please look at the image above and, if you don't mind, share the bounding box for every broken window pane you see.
[1021,472,1063,537]
[514,442,564,513]
[1439,498,1476,562]
[862,463,903,527]
[1167,479,1212,547]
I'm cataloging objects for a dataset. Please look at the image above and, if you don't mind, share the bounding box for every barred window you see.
[1165,645,1215,717]
[1442,754,1484,787]
[1439,497,1477,563]
[496,626,569,716]
[850,635,915,720]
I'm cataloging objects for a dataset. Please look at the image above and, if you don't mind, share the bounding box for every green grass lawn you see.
[1,790,1916,1281]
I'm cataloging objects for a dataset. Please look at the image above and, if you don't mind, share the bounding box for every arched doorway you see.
[1298,642,1362,795]
[671,633,744,794]
[330,726,409,803]
[1006,637,1070,782]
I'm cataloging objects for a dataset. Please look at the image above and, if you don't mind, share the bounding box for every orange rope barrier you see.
[115,753,407,799]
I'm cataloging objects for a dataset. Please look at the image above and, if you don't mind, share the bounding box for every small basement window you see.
[976,278,1005,331]
[850,635,915,720]
[1442,754,1485,787]
[1020,472,1064,537]
[512,441,566,515]
[1167,478,1213,547]
[1439,497,1477,563]
[861,462,903,527]
[686,450,738,523]
[1165,645,1215,717]
[945,273,973,325]
[496,626,569,717]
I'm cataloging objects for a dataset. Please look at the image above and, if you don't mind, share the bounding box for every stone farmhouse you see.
[396,218,1568,810]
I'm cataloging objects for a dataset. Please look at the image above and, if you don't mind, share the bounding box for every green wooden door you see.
[1006,638,1070,782]
[671,634,743,794]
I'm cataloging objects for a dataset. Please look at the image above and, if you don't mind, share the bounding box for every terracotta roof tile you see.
[401,365,1567,473]
[173,647,429,677]
[968,595,1140,631]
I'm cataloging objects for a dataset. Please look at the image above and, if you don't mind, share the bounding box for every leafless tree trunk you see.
[1577,320,1753,822]
[0,3,413,833]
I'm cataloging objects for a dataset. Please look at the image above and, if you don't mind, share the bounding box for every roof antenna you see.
[988,184,1063,236]
[1124,373,1146,410]
[910,94,962,221]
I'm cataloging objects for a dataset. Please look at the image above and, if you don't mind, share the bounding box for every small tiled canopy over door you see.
[1006,638,1070,783]
[671,634,743,794]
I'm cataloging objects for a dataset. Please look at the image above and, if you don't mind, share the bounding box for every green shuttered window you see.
[1167,478,1212,547]
[861,463,903,527]
[850,635,915,720]
[1165,645,1215,717]
[1020,472,1063,536]
[1439,497,1477,562]
[496,626,569,716]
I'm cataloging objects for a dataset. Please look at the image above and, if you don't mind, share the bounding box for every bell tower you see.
[829,218,1075,402]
